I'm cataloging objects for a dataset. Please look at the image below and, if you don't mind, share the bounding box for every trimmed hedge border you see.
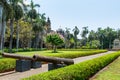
[22,51,120,80]
[0,58,15,73]
[45,50,108,58]
[58,49,98,51]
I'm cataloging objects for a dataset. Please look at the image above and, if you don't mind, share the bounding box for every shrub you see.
[22,51,120,80]
[46,32,64,53]
[3,48,47,53]
[0,58,15,73]
[45,50,107,58]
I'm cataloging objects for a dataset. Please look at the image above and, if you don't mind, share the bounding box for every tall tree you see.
[8,0,25,53]
[106,27,115,49]
[88,30,96,48]
[65,27,71,48]
[81,26,89,46]
[27,0,40,48]
[0,0,12,52]
[33,13,46,49]
[14,4,23,52]
[72,26,79,48]
[97,28,105,49]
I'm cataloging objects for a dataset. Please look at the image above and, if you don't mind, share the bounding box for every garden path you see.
[0,51,115,80]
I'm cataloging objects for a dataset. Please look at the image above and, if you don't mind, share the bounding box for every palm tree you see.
[0,5,3,51]
[0,0,12,52]
[27,0,40,48]
[88,30,96,48]
[33,13,46,49]
[97,28,105,49]
[106,27,114,49]
[14,5,24,52]
[81,26,89,46]
[72,26,79,48]
[8,0,25,53]
[65,27,71,48]
[39,13,46,49]
[33,20,42,49]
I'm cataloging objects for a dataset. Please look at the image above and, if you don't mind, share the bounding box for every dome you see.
[114,39,120,42]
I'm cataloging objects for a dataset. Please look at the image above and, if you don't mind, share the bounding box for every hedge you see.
[44,50,108,58]
[3,48,47,53]
[22,51,120,80]
[58,49,98,51]
[0,58,15,73]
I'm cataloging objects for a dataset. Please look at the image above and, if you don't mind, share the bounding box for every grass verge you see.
[91,57,120,80]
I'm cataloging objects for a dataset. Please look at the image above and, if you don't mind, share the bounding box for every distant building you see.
[113,39,120,50]
[46,17,51,33]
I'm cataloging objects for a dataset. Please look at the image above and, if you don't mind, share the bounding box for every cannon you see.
[2,53,34,60]
[2,53,74,71]
[2,53,41,72]
[33,55,74,65]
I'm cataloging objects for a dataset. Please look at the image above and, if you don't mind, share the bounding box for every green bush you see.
[46,32,64,53]
[45,50,107,58]
[0,58,15,73]
[58,49,98,51]
[22,51,120,80]
[3,48,47,53]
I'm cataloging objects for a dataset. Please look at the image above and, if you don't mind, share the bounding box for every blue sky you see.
[25,0,120,35]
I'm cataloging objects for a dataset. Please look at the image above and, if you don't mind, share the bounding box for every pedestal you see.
[48,63,66,71]
[31,61,42,68]
[16,60,31,72]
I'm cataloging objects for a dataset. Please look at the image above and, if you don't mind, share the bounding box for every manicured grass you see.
[16,49,107,58]
[91,57,120,80]
[22,51,120,80]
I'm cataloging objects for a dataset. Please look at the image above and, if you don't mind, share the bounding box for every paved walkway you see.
[0,51,115,80]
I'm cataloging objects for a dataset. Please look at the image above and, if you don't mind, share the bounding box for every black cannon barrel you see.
[2,53,34,60]
[33,55,74,65]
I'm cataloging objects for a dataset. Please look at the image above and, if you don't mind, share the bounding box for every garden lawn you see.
[16,49,107,58]
[91,57,120,80]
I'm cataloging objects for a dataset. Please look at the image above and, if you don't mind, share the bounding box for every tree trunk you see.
[35,32,39,49]
[53,45,57,53]
[74,36,77,49]
[0,19,4,51]
[9,19,14,53]
[0,6,3,50]
[101,40,103,49]
[39,32,43,49]
[109,39,111,49]
[64,37,67,49]
[29,18,33,48]
[1,17,6,53]
[40,32,43,49]
[90,41,92,48]
[16,20,19,52]
[0,7,6,53]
